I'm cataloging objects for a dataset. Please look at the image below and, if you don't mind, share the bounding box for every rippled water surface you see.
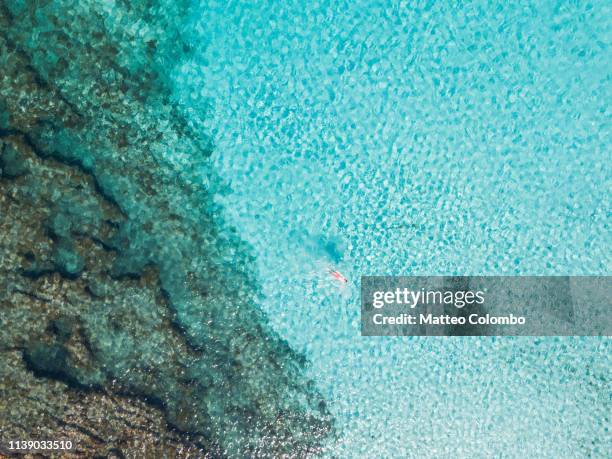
[173,1,610,457]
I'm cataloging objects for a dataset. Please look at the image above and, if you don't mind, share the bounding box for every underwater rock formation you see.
[0,1,332,457]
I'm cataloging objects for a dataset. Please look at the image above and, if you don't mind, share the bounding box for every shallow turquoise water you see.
[174,1,610,457]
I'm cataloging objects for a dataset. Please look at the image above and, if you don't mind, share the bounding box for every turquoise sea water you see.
[173,1,610,457]
[1,0,609,457]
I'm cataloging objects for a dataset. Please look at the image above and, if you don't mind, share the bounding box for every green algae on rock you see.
[0,1,333,457]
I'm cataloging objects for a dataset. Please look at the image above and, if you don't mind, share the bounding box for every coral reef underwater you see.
[0,1,332,457]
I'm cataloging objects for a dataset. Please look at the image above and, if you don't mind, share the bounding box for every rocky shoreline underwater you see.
[0,1,332,457]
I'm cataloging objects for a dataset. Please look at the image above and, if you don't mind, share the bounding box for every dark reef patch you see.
[0,1,333,457]
[0,141,29,178]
